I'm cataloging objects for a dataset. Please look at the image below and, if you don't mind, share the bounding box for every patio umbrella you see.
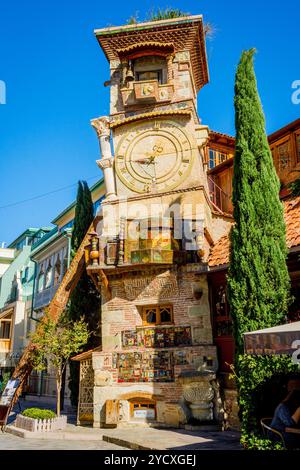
[243,321,300,357]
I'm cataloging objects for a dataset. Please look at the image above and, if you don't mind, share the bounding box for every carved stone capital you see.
[91,116,110,138]
[96,158,113,170]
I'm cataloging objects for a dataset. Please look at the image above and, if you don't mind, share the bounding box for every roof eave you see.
[94,15,204,37]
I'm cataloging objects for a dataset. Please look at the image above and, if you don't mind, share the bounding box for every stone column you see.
[91,116,117,200]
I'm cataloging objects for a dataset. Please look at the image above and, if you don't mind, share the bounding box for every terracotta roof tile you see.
[209,196,300,268]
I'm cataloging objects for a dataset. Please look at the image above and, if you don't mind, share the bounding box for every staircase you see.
[208,176,233,215]
[10,220,98,406]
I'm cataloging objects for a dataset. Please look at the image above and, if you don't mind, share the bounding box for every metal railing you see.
[208,176,233,214]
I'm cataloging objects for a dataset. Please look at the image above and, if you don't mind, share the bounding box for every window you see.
[22,267,29,282]
[45,264,53,289]
[0,320,11,339]
[296,133,300,163]
[133,56,167,85]
[54,257,61,285]
[278,141,291,170]
[208,148,229,169]
[142,305,173,325]
[136,70,162,83]
[37,269,44,292]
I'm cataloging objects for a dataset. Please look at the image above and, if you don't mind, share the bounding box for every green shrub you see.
[22,408,56,420]
[241,434,284,450]
[231,354,300,449]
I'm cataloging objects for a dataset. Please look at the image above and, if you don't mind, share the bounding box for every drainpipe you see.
[30,261,41,323]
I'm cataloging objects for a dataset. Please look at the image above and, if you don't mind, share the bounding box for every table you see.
[286,427,300,434]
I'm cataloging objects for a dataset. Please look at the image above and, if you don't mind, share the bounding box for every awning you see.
[243,321,300,356]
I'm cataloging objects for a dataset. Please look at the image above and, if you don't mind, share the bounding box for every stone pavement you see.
[0,432,127,450]
[102,427,242,450]
[4,398,242,450]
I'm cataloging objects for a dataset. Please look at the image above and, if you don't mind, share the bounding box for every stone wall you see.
[91,268,219,427]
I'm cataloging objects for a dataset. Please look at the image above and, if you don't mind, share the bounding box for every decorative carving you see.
[96,158,113,170]
[91,116,110,138]
[183,380,215,422]
[89,231,99,266]
[123,273,178,301]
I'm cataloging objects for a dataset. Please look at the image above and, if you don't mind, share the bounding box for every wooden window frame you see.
[0,319,12,340]
[142,304,173,326]
[208,147,230,169]
[295,131,300,164]
[271,135,294,173]
[136,70,163,84]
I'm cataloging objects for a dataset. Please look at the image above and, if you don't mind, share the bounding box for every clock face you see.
[115,119,195,193]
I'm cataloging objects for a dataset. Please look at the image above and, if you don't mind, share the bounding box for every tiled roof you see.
[71,346,102,361]
[209,196,300,268]
[285,196,300,248]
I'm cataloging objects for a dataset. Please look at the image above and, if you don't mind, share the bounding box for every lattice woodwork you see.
[78,359,94,423]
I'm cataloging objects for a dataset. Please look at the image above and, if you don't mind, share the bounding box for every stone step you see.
[184,423,223,432]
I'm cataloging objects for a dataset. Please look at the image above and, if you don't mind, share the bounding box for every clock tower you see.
[79,15,225,429]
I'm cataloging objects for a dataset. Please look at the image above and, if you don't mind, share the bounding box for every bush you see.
[22,408,56,420]
[232,354,300,449]
[241,434,284,450]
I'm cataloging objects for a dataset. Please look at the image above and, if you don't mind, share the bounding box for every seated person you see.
[270,390,300,449]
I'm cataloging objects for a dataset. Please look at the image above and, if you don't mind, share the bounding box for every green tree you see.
[71,181,94,255]
[227,49,291,356]
[68,181,101,406]
[30,313,89,416]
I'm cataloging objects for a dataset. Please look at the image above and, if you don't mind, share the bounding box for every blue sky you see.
[0,0,299,244]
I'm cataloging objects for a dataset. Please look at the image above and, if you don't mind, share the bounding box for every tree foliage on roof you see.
[227,49,291,356]
[289,178,300,197]
[126,8,189,25]
[125,8,215,38]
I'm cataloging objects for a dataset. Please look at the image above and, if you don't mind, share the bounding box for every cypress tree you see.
[227,49,291,356]
[68,180,101,406]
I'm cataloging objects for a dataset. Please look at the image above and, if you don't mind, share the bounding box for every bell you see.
[125,67,134,82]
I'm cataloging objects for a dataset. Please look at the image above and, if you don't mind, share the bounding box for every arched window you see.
[45,263,52,289]
[54,257,61,285]
[37,269,44,292]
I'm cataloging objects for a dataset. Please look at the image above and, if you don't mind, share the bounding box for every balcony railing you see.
[208,176,232,215]
[33,285,59,310]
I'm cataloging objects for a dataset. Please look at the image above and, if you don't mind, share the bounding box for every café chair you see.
[260,417,287,449]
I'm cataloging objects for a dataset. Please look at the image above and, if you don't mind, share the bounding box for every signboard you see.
[133,408,155,419]
[244,321,300,361]
[0,378,20,406]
